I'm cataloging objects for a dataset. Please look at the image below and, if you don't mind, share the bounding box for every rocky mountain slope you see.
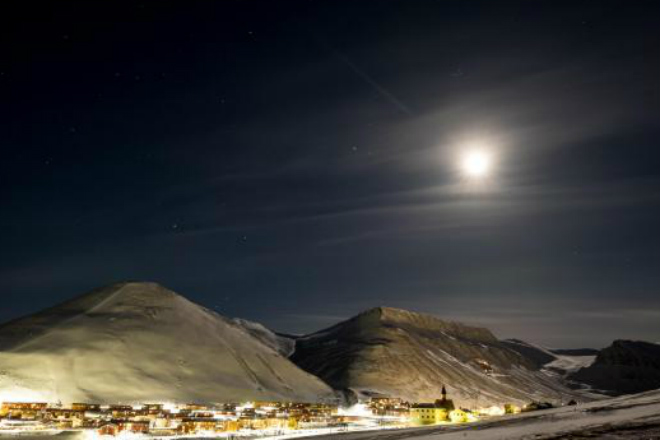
[290,307,584,407]
[570,340,660,395]
[0,282,335,404]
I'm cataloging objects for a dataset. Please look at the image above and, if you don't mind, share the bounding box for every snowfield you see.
[543,354,596,375]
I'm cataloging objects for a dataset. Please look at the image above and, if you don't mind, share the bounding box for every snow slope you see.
[291,307,585,407]
[0,282,335,404]
[231,318,296,357]
[544,353,596,376]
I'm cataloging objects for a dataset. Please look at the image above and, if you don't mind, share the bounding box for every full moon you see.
[460,150,491,178]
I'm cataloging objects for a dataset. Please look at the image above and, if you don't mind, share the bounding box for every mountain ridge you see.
[306,306,500,344]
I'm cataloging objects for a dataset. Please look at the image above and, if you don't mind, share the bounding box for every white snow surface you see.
[0,282,334,404]
[508,340,596,375]
[544,354,596,375]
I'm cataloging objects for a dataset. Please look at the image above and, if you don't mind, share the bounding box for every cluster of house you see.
[0,400,400,436]
[0,388,519,437]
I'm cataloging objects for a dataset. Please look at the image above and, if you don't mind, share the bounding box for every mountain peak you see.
[0,281,185,351]
[109,280,169,290]
[354,305,396,319]
[0,283,335,404]
[43,281,180,312]
[103,281,180,299]
[348,306,497,343]
[359,305,408,316]
[89,281,179,299]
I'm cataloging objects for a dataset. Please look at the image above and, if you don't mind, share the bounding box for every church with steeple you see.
[410,385,456,425]
[434,385,455,411]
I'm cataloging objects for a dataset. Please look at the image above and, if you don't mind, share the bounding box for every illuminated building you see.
[410,404,448,425]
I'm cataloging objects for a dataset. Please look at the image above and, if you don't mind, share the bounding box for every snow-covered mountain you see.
[501,338,599,396]
[0,282,335,404]
[290,307,585,407]
[570,340,660,395]
[503,339,660,396]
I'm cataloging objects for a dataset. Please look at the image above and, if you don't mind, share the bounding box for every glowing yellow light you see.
[465,412,478,422]
[461,150,491,178]
[0,389,49,405]
[448,409,476,423]
[337,403,372,417]
[478,406,505,416]
[161,402,180,414]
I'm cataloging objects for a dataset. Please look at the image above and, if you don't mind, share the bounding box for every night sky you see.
[2,1,660,348]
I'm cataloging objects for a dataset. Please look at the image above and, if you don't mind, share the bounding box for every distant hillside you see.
[0,282,335,404]
[290,307,583,407]
[570,340,660,395]
[551,348,600,357]
[501,339,557,369]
